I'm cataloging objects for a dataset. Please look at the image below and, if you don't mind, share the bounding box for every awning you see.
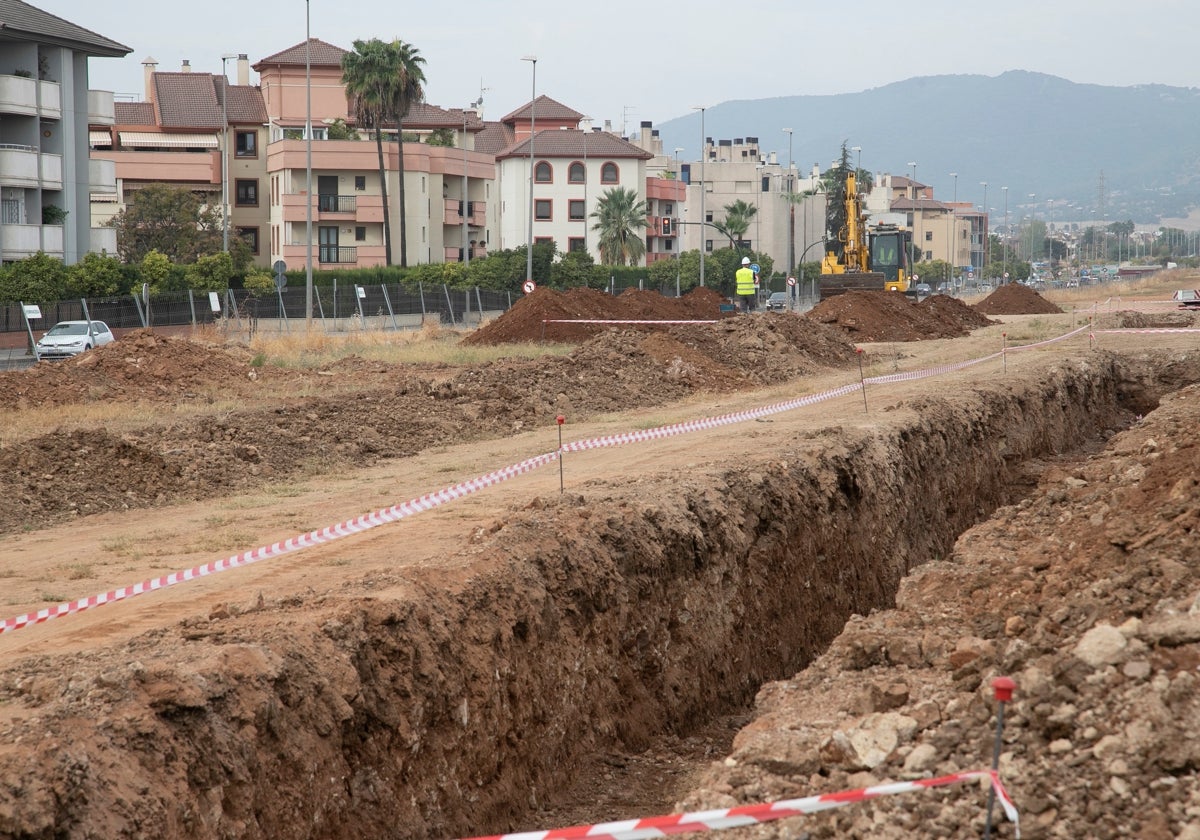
[118,131,219,149]
[89,130,112,146]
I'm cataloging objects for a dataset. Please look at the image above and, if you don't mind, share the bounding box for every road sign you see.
[274,273,287,291]
[522,279,536,294]
[22,304,41,320]
[786,276,797,287]
[912,274,919,282]
[208,292,221,313]
[272,259,286,275]
[750,263,761,274]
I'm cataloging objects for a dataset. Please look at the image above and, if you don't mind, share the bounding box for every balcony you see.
[443,245,489,262]
[443,198,486,227]
[39,152,62,189]
[1,222,61,259]
[89,158,116,193]
[90,226,117,255]
[88,90,115,125]
[38,81,61,120]
[318,245,357,264]
[0,145,39,187]
[317,194,356,214]
[0,74,37,115]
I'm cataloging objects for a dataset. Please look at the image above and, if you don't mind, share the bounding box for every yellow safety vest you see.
[736,266,756,296]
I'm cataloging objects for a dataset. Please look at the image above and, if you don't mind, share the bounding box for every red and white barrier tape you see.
[459,768,1019,840]
[542,319,719,325]
[0,320,1099,636]
[1093,328,1200,335]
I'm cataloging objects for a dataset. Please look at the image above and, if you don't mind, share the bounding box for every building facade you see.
[0,0,129,264]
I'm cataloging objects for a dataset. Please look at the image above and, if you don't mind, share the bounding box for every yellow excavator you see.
[819,167,913,300]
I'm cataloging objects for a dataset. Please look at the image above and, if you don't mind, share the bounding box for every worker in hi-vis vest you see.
[735,256,758,312]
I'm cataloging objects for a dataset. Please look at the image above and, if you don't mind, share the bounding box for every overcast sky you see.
[40,0,1200,138]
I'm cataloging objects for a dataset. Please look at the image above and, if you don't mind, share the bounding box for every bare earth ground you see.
[0,279,1198,838]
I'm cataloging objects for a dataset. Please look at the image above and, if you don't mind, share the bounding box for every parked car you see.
[765,292,788,312]
[35,320,115,360]
[913,283,933,298]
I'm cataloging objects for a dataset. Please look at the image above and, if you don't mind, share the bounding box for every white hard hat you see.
[741,257,751,264]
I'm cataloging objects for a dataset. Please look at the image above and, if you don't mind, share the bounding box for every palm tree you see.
[388,40,426,268]
[712,199,758,249]
[342,39,426,267]
[590,187,648,266]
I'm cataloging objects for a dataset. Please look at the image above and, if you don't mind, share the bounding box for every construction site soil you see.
[0,282,1198,839]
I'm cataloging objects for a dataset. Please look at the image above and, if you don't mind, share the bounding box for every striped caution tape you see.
[458,768,1019,840]
[542,319,720,325]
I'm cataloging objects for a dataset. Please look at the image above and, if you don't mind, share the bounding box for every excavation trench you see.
[2,351,1197,839]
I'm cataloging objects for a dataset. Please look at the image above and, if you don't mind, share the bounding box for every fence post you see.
[418,280,427,322]
[187,290,197,327]
[475,286,484,322]
[380,284,399,331]
[442,284,456,325]
[131,293,147,328]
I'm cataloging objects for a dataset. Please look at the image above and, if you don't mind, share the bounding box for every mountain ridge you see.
[653,71,1200,225]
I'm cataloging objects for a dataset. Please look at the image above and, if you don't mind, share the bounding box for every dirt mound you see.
[1,330,282,409]
[973,282,1063,315]
[1111,310,1197,329]
[464,287,730,345]
[804,292,995,342]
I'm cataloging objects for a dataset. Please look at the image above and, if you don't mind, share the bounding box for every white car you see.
[35,320,115,360]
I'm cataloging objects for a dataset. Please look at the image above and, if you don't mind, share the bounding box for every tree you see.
[712,199,757,250]
[0,252,69,302]
[183,251,235,292]
[325,118,358,140]
[342,39,426,268]
[590,187,647,266]
[549,250,600,288]
[426,128,455,147]
[140,250,174,294]
[109,184,223,264]
[67,252,124,297]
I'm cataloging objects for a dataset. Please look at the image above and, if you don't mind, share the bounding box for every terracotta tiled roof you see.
[219,80,268,125]
[114,101,155,125]
[497,129,653,161]
[475,122,515,156]
[0,0,130,56]
[401,102,482,129]
[890,197,950,211]
[253,38,347,69]
[500,95,583,124]
[153,72,222,128]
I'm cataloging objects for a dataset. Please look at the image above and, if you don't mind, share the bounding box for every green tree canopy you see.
[590,187,647,266]
[108,184,223,264]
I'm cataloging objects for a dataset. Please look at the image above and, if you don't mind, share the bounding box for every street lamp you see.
[692,105,706,286]
[908,162,918,266]
[785,128,795,275]
[304,1,312,329]
[851,145,861,173]
[581,115,592,256]
[1028,193,1036,262]
[1002,186,1009,282]
[462,98,481,268]
[980,181,988,278]
[948,172,958,287]
[219,53,237,254]
[522,56,537,284]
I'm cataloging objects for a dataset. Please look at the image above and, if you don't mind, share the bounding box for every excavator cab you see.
[869,227,912,292]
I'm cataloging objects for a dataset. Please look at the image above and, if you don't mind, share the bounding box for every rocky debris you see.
[680,382,1200,839]
[1110,310,1197,329]
[973,283,1064,315]
[804,291,997,342]
[464,286,732,345]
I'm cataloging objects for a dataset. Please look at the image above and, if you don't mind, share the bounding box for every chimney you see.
[141,56,157,101]
[181,59,191,72]
[237,53,249,86]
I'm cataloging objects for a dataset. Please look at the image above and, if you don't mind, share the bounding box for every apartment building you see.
[0,0,129,264]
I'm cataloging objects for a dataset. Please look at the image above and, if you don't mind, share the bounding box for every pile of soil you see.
[465,287,730,345]
[1110,310,1197,329]
[973,283,1064,315]
[804,292,997,342]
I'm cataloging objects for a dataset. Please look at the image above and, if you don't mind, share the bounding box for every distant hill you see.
[652,71,1200,226]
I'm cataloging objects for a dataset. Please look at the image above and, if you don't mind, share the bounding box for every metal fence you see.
[2,283,519,337]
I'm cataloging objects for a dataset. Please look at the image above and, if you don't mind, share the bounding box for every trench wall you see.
[4,351,1197,840]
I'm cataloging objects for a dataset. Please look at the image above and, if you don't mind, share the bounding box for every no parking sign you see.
[522,280,536,294]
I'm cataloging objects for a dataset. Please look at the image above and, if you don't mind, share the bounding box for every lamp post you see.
[948,172,957,287]
[1046,198,1054,270]
[1002,186,1009,283]
[692,105,706,286]
[1028,193,1036,262]
[521,56,537,284]
[462,99,478,268]
[219,53,237,254]
[908,162,918,266]
[980,181,988,279]
[851,145,861,173]
[582,116,592,257]
[785,128,795,275]
[304,1,312,329]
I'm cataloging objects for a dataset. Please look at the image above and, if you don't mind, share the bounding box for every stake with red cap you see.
[985,676,1017,838]
[556,414,566,493]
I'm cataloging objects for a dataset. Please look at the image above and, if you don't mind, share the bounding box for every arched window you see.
[600,162,619,184]
[535,161,553,183]
[568,162,585,183]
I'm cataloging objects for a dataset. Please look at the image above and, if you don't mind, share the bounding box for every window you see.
[236,226,259,254]
[354,175,366,191]
[534,199,552,221]
[664,202,674,216]
[535,236,554,247]
[235,179,258,206]
[235,131,257,158]
[568,199,585,221]
[534,161,552,183]
[568,237,586,253]
[568,162,585,183]
[601,162,618,184]
[355,226,366,242]
[925,230,933,242]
